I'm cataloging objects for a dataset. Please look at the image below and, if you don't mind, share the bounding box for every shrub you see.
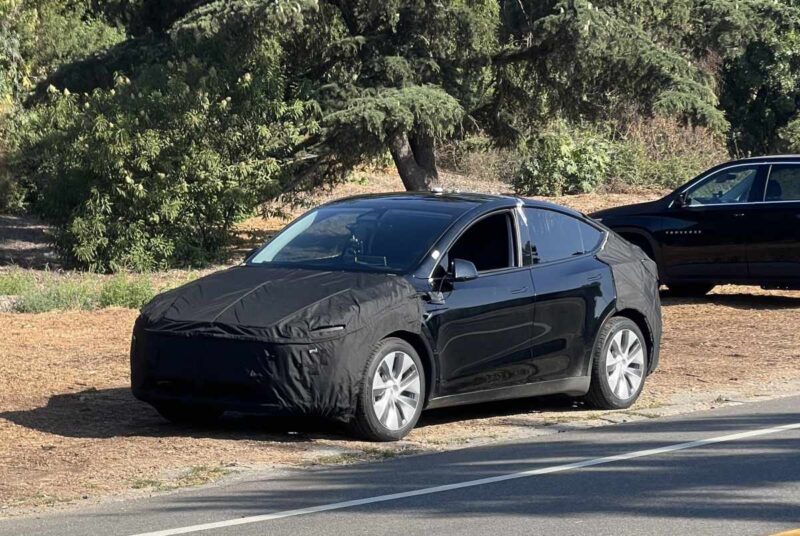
[511,117,729,196]
[98,274,155,309]
[513,125,611,196]
[14,278,99,313]
[8,23,312,272]
[0,269,36,295]
[607,116,729,189]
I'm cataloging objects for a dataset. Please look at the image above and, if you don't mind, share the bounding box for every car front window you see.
[249,206,456,272]
[685,166,759,206]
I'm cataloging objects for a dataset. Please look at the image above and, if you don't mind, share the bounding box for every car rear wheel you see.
[667,284,714,297]
[585,317,647,410]
[154,402,224,425]
[351,338,425,441]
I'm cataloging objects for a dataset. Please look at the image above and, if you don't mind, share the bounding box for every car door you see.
[746,163,800,282]
[523,207,615,381]
[424,210,536,397]
[658,164,766,282]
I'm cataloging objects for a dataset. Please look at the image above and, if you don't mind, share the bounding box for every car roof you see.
[723,154,800,165]
[322,191,587,218]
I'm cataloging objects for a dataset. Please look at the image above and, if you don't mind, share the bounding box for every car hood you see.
[591,198,667,220]
[137,266,421,342]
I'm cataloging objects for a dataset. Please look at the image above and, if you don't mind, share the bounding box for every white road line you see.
[130,422,800,536]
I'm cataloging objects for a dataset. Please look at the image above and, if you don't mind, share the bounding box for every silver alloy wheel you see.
[606,328,645,400]
[371,351,421,431]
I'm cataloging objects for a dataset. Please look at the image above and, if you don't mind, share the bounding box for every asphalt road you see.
[2,395,800,536]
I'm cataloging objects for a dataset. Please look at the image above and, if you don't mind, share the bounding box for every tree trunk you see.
[388,133,440,191]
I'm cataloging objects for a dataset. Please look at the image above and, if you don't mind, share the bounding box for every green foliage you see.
[6,269,188,312]
[98,274,155,309]
[511,117,728,195]
[513,124,611,196]
[14,277,99,312]
[0,268,35,295]
[8,5,314,271]
[9,0,800,270]
[721,3,800,155]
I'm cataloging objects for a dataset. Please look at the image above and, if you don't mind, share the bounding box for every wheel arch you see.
[614,227,663,279]
[383,330,437,404]
[613,308,656,374]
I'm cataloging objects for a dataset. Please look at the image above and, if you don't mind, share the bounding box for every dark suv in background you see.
[592,156,800,296]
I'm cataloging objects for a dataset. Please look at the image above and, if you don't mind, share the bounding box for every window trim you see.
[523,206,608,267]
[681,164,761,207]
[671,161,800,208]
[427,208,525,280]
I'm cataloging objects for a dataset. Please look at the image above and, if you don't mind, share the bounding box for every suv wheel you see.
[351,338,425,441]
[585,317,647,410]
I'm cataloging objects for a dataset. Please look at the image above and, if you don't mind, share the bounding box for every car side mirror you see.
[674,191,689,208]
[451,258,478,282]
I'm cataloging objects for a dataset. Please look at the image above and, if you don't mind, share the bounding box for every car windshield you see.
[249,206,457,272]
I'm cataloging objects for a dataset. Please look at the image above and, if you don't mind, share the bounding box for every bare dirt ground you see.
[1,172,798,517]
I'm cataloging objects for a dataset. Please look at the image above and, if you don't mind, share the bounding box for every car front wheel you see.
[351,338,425,441]
[585,317,647,410]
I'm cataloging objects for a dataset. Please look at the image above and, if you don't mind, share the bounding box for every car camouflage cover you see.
[131,266,424,421]
[597,232,662,372]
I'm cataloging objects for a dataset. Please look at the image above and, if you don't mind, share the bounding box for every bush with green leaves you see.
[98,274,155,309]
[513,125,611,196]
[9,17,313,271]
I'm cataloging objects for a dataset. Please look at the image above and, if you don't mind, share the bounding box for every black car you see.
[592,156,800,295]
[131,193,661,441]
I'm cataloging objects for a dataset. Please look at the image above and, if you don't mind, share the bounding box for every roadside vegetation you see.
[0,268,198,312]
[3,1,800,271]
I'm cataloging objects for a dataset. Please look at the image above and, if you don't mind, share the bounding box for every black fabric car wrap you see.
[131,266,424,421]
[596,232,663,373]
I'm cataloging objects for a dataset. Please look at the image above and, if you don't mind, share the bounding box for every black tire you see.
[154,402,224,425]
[667,284,714,297]
[585,317,648,410]
[351,338,426,442]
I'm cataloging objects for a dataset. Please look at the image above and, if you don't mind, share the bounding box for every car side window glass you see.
[685,166,758,206]
[446,212,515,272]
[765,164,800,202]
[524,208,596,264]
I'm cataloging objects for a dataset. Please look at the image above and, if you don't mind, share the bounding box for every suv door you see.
[659,164,765,282]
[747,163,800,282]
[523,208,614,381]
[424,210,536,397]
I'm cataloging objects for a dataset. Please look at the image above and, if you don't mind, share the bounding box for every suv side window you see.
[765,164,800,202]
[685,166,759,206]
[445,211,516,272]
[523,208,603,264]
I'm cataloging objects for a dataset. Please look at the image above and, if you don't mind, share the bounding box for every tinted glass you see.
[524,208,602,263]
[250,207,455,272]
[765,164,800,202]
[448,212,513,272]
[686,166,758,206]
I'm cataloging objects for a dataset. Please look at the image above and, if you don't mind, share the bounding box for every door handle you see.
[586,273,603,282]
[510,286,529,295]
[732,213,746,218]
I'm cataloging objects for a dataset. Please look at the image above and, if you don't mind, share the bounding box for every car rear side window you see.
[765,164,800,202]
[523,208,603,264]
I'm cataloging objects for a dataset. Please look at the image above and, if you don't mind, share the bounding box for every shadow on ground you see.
[0,387,581,442]
[0,215,58,268]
